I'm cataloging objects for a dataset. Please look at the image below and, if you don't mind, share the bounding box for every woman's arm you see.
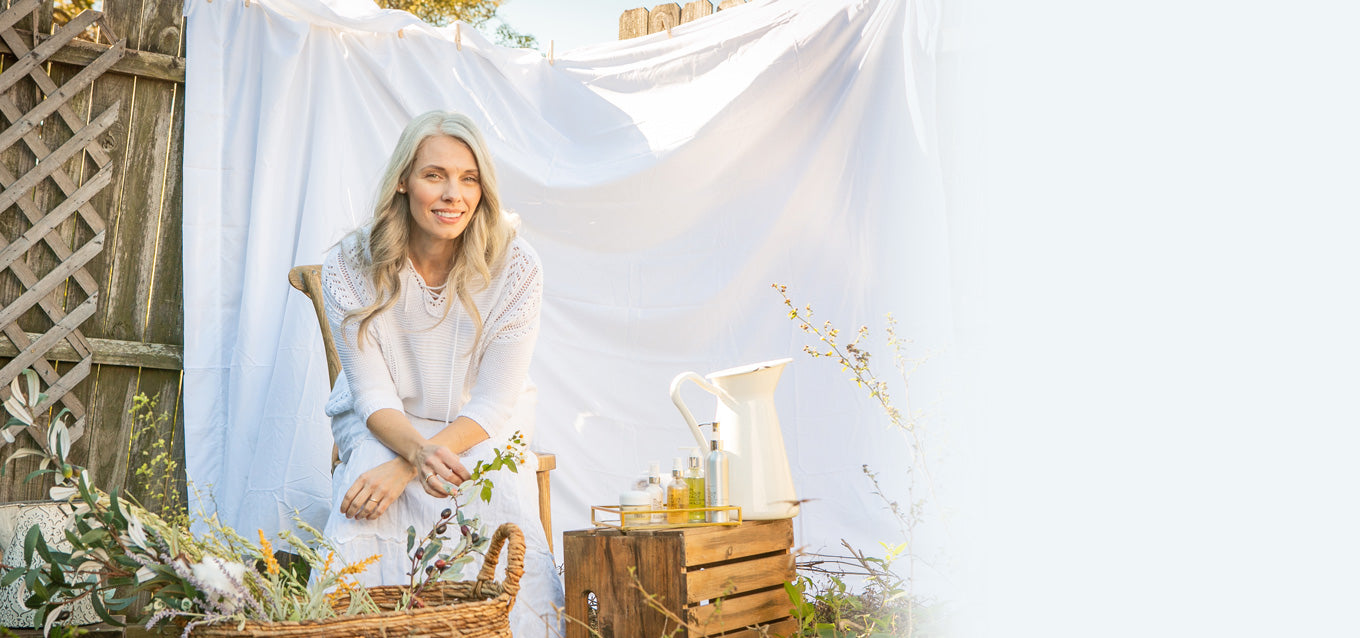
[384,240,543,494]
[363,408,481,498]
[323,241,467,516]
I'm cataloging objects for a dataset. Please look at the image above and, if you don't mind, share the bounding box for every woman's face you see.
[401,134,482,249]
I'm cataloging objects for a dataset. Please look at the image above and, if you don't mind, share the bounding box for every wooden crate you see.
[563,519,799,638]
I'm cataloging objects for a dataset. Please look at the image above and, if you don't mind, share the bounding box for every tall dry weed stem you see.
[774,284,947,638]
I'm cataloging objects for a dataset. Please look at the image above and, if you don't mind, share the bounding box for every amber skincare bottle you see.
[667,458,689,524]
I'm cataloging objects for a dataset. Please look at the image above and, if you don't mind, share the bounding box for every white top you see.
[318,231,564,636]
[321,231,543,449]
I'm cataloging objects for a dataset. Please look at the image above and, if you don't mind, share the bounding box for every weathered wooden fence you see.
[618,0,745,40]
[0,0,185,508]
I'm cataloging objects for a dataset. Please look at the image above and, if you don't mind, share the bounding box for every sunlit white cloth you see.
[184,0,952,602]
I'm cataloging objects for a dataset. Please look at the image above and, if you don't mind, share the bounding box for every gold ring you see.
[369,497,379,502]
[425,472,437,481]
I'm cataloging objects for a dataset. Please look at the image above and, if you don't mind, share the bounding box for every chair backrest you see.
[288,264,341,388]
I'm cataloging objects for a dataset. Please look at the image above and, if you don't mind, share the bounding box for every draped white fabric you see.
[183,0,951,594]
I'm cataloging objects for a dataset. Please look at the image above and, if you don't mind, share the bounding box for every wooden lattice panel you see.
[0,0,125,448]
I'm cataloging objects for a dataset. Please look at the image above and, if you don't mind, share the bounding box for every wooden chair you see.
[288,265,556,551]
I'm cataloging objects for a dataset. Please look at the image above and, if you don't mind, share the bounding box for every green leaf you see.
[407,527,417,553]
[480,483,492,503]
[109,487,125,525]
[23,467,53,484]
[22,369,39,404]
[91,592,122,626]
[504,458,517,473]
[24,524,41,565]
[4,449,47,465]
[1,567,25,587]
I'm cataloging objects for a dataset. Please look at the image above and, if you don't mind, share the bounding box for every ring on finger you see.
[424,472,437,482]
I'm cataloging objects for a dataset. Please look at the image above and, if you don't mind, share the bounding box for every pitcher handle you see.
[670,372,718,449]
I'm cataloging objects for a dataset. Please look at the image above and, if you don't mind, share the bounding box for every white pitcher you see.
[669,358,799,520]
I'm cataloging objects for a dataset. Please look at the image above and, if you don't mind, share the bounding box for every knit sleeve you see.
[458,240,543,441]
[322,237,404,422]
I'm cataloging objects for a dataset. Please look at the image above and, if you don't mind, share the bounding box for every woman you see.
[320,111,563,636]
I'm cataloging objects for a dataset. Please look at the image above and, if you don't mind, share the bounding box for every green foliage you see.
[786,541,912,638]
[773,285,949,638]
[2,367,528,636]
[400,435,525,598]
[374,0,538,49]
[128,393,187,527]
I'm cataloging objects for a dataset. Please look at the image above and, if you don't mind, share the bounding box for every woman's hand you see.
[410,443,472,498]
[341,458,416,520]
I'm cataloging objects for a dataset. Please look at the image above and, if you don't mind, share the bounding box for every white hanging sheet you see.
[183,0,951,593]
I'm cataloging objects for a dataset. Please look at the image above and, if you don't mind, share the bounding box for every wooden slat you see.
[712,616,798,638]
[0,97,112,302]
[82,365,138,495]
[0,101,117,212]
[0,330,182,369]
[686,552,795,604]
[0,8,100,94]
[123,368,182,512]
[0,162,111,271]
[0,0,42,34]
[0,25,114,169]
[0,293,97,383]
[0,38,124,154]
[563,529,688,638]
[683,519,795,566]
[30,355,91,417]
[0,28,183,83]
[0,226,96,359]
[1,323,91,416]
[96,76,175,342]
[687,587,793,636]
[142,76,183,347]
[0,230,103,328]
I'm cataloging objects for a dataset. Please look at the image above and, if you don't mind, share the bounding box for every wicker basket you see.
[193,523,524,638]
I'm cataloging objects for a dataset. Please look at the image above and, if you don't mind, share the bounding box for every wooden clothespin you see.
[548,40,554,66]
[455,23,461,50]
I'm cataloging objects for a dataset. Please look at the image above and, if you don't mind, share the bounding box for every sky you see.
[494,0,671,53]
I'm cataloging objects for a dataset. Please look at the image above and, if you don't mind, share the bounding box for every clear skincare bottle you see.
[645,461,665,524]
[686,448,706,523]
[705,423,730,523]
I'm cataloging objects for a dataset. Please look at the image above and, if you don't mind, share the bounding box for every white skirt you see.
[324,409,565,637]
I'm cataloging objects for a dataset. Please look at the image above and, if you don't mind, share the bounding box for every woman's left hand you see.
[410,443,472,499]
[342,458,416,520]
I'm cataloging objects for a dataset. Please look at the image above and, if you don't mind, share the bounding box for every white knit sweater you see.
[321,231,544,454]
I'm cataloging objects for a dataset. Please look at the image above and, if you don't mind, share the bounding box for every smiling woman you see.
[318,111,563,636]
[402,135,482,258]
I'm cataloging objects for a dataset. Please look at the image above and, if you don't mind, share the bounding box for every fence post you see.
[681,0,713,25]
[648,3,680,35]
[619,7,649,40]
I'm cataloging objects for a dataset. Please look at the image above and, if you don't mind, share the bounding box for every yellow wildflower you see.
[258,530,280,576]
[338,553,381,577]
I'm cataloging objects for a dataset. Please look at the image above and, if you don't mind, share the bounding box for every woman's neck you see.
[407,235,457,283]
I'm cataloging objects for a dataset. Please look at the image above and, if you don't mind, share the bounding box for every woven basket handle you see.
[476,523,525,600]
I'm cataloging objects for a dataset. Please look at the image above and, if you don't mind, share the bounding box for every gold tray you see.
[590,504,743,531]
